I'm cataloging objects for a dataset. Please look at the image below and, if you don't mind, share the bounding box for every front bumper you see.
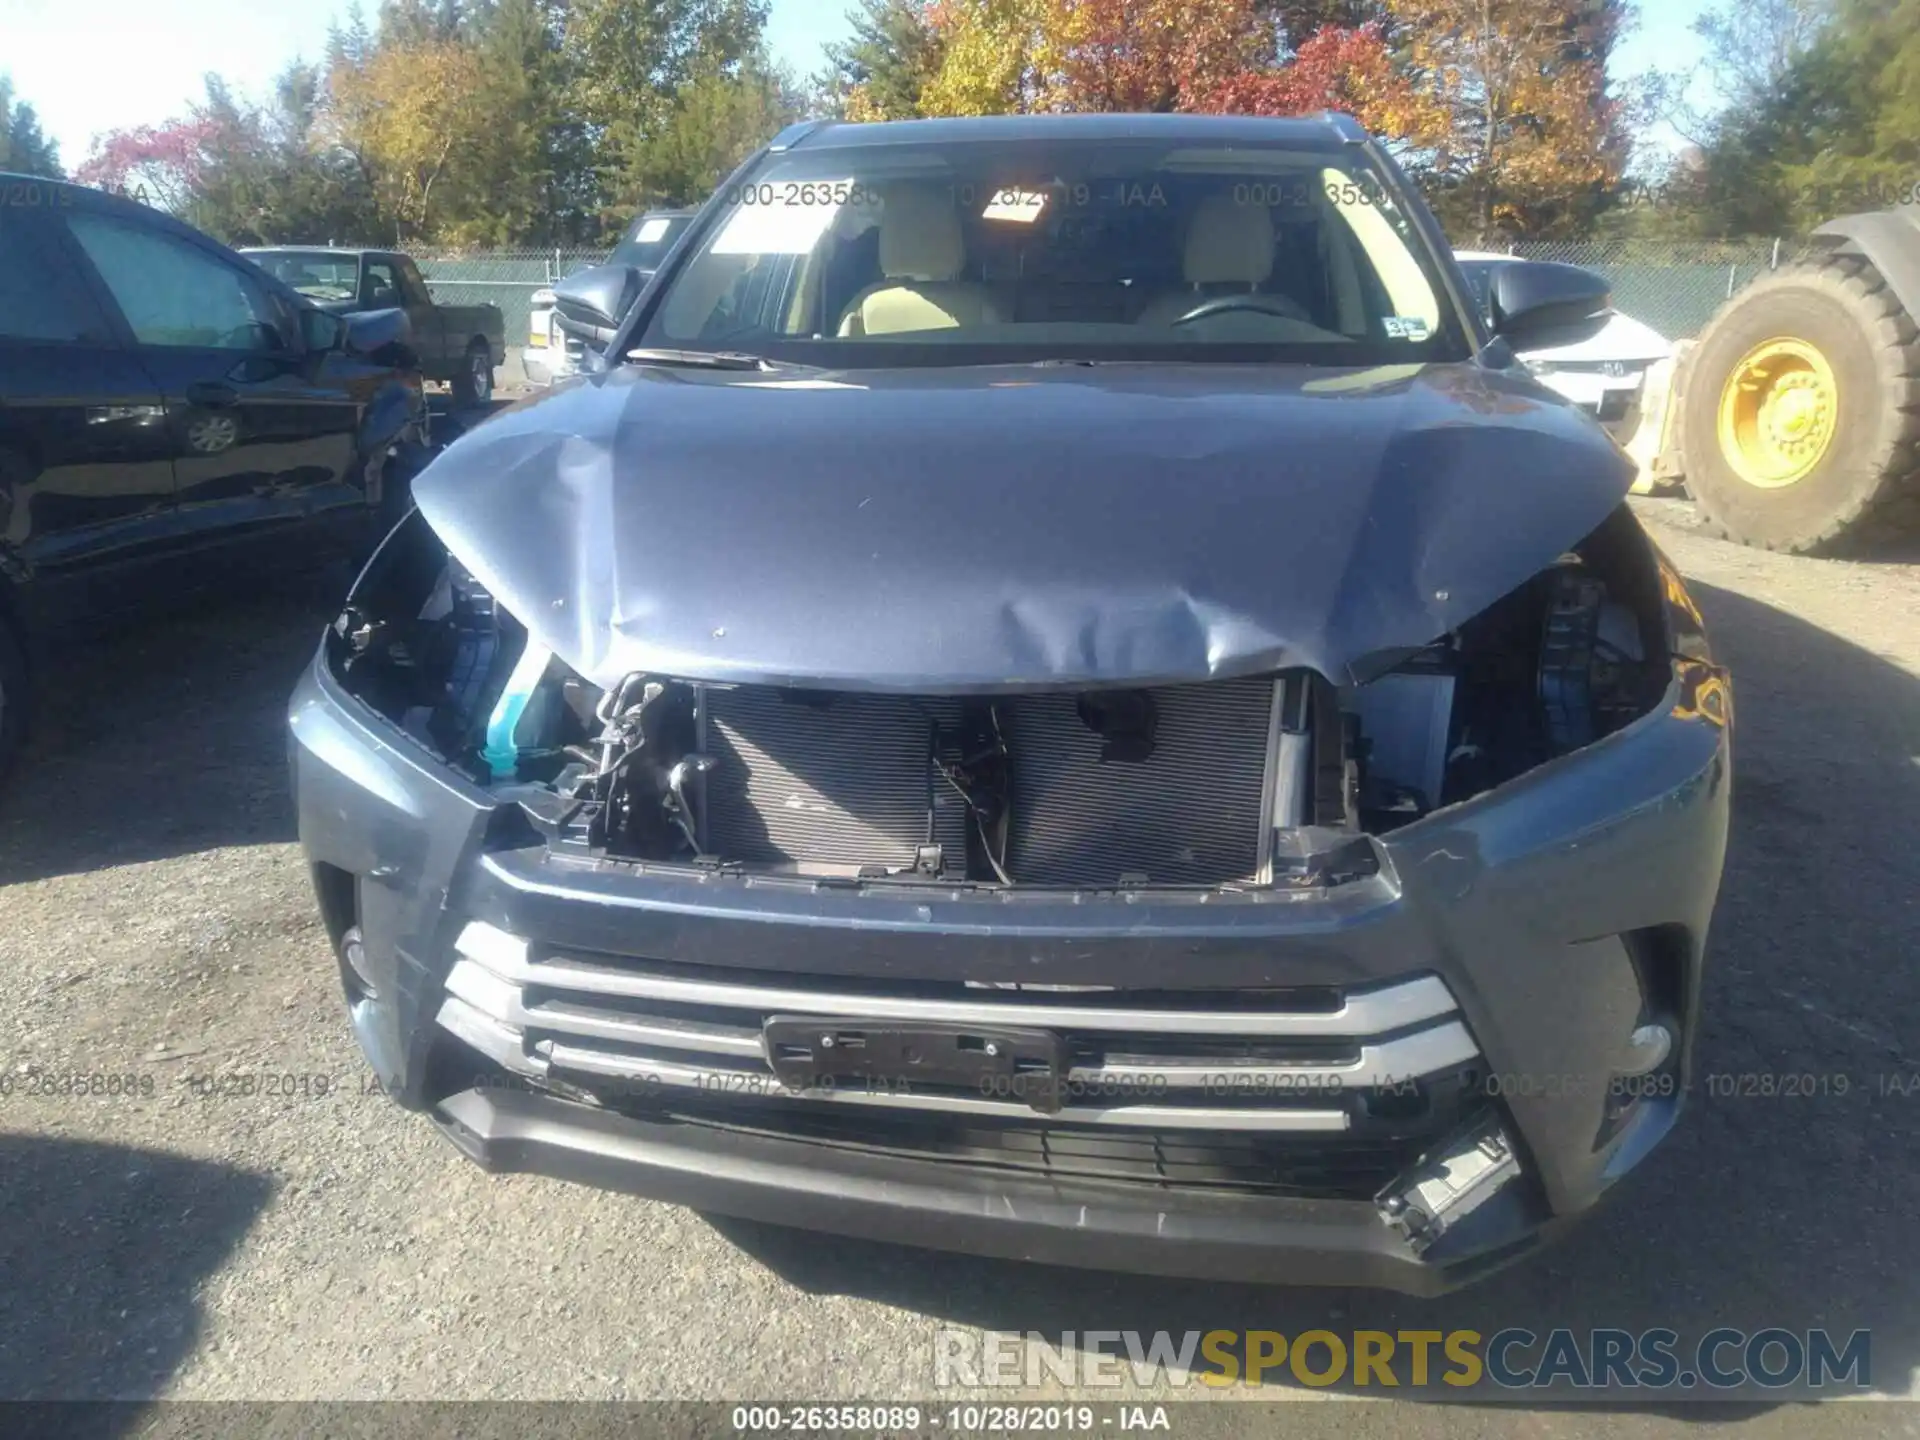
[1536,370,1648,438]
[289,653,1730,1294]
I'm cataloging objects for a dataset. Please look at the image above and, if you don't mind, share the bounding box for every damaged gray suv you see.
[289,113,1732,1294]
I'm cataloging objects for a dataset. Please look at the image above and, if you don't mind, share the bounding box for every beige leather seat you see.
[837,186,1004,336]
[1135,194,1306,326]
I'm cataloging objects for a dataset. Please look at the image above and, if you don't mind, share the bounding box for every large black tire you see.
[450,340,494,410]
[0,616,29,789]
[1679,254,1920,553]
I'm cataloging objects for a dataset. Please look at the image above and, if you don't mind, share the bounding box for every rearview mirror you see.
[1488,261,1612,350]
[554,263,643,353]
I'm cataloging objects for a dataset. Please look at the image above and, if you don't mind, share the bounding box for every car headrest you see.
[1184,194,1275,286]
[880,186,966,283]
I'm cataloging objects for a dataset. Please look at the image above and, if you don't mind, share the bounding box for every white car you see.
[1453,251,1671,439]
[525,209,697,385]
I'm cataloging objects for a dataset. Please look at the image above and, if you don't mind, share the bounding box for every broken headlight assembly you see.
[325,512,699,855]
[1338,504,1676,833]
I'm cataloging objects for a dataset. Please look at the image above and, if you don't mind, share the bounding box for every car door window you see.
[0,214,112,344]
[363,260,403,308]
[396,258,433,308]
[66,212,284,351]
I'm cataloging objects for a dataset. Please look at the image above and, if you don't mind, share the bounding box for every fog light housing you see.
[1620,1021,1673,1076]
[341,924,380,1003]
[1377,1121,1522,1256]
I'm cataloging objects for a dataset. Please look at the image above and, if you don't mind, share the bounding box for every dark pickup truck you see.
[244,248,506,406]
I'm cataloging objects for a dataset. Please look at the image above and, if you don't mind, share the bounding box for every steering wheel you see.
[1172,293,1312,326]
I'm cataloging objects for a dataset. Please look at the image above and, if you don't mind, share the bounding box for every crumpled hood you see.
[411,361,1633,692]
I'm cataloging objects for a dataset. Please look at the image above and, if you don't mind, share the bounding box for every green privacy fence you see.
[417,239,1804,345]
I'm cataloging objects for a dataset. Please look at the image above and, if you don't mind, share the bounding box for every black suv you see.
[0,174,429,778]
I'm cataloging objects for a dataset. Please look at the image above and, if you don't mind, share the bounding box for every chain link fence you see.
[416,248,606,339]
[416,238,1809,346]
[1506,239,1807,339]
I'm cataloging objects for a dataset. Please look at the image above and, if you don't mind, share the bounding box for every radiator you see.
[1001,677,1275,886]
[701,676,1278,886]
[703,688,971,873]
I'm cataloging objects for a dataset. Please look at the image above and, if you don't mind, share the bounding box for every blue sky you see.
[2,0,1706,173]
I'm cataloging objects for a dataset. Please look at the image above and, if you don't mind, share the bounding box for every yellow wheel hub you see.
[1716,338,1839,488]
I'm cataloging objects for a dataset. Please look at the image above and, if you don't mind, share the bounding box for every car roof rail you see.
[769,119,831,152]
[1318,111,1369,144]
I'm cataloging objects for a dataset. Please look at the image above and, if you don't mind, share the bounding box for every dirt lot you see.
[1,494,1916,1432]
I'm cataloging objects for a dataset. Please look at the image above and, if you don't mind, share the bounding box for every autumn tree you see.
[1042,0,1274,111]
[1386,0,1628,239]
[1269,0,1389,45]
[918,0,1280,114]
[912,0,1043,114]
[0,77,62,177]
[75,119,211,212]
[1187,21,1428,135]
[78,69,378,242]
[326,31,491,243]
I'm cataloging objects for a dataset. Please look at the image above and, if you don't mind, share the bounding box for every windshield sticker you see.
[634,217,671,243]
[710,184,853,255]
[983,188,1047,223]
[1384,316,1432,340]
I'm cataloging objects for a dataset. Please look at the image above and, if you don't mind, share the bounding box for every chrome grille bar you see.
[446,954,1477,1090]
[445,959,765,1059]
[437,996,1353,1133]
[452,921,1459,1038]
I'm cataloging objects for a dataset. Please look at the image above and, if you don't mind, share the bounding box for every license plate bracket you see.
[762,1017,1068,1114]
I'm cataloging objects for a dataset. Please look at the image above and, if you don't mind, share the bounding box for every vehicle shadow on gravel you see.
[0,590,333,887]
[0,398,525,888]
[0,1135,272,1404]
[711,578,1920,1409]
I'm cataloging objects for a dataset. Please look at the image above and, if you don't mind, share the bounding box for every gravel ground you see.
[1,494,1916,1433]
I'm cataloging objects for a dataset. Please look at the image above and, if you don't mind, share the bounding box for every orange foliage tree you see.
[1184,22,1438,138]
[919,0,1275,114]
[912,0,1626,238]
[1385,0,1627,238]
[325,34,490,243]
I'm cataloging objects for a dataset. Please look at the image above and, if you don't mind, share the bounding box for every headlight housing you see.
[327,510,602,785]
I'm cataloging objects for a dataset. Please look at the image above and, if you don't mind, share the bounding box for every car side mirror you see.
[341,307,414,359]
[1488,261,1612,350]
[554,263,643,352]
[301,308,348,353]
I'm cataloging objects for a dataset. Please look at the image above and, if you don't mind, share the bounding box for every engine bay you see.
[330,505,1672,889]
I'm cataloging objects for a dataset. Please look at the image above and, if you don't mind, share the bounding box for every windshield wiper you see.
[623,346,787,371]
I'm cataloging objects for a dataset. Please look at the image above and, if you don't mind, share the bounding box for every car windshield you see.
[609,214,692,272]
[638,137,1469,366]
[250,250,361,301]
